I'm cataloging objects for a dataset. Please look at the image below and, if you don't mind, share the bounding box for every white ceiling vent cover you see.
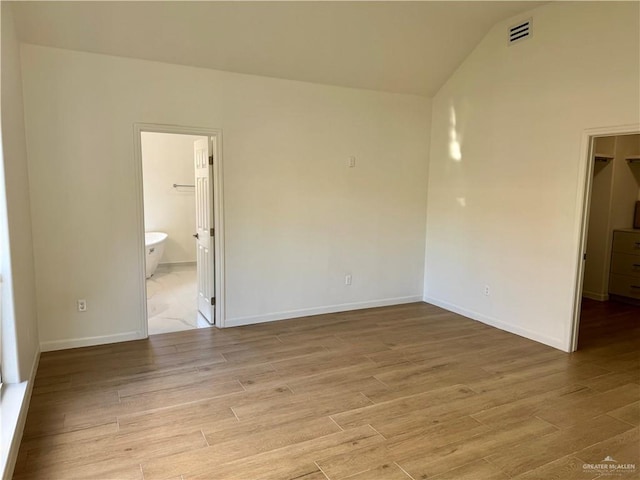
[508,18,532,45]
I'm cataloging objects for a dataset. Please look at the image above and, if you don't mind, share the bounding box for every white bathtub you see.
[145,232,168,278]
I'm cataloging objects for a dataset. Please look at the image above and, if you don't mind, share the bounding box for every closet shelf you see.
[626,155,640,164]
[594,153,614,162]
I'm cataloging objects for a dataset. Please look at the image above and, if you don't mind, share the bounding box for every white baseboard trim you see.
[40,331,144,352]
[158,261,196,268]
[1,347,40,480]
[226,295,424,328]
[423,296,566,351]
[582,291,609,301]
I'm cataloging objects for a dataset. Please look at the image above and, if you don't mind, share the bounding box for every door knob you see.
[193,233,199,239]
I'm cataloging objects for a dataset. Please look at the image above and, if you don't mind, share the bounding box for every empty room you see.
[1,1,639,479]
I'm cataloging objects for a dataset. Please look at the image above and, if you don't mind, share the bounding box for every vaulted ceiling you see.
[11,1,544,97]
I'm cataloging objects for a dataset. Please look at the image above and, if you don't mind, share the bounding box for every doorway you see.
[571,127,640,351]
[134,124,225,336]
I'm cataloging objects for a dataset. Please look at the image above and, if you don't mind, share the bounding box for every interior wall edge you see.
[0,347,39,480]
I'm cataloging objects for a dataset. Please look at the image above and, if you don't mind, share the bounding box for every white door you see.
[194,137,215,324]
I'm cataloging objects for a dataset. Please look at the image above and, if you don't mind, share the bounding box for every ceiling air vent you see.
[508,19,532,45]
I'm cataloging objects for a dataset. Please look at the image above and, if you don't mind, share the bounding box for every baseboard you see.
[225,295,423,328]
[40,331,143,352]
[1,347,40,480]
[582,291,609,301]
[609,293,640,306]
[423,296,566,351]
[158,261,196,268]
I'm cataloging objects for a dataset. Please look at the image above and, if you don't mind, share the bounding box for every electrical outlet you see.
[484,285,490,296]
[348,156,356,168]
[77,299,87,312]
[345,274,352,285]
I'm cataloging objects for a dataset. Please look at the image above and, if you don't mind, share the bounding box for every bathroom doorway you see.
[134,124,225,336]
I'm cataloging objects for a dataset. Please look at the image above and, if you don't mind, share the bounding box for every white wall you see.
[0,3,39,382]
[0,4,40,479]
[424,2,640,350]
[20,45,431,349]
[142,132,203,264]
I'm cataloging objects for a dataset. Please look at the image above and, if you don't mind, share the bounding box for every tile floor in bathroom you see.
[146,263,212,335]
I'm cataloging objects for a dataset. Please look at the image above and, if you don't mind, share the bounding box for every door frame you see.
[568,123,640,352]
[133,123,226,336]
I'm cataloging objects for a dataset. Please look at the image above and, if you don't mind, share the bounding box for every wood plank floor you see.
[13,301,639,479]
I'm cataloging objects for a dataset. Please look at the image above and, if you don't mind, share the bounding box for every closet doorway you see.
[134,124,225,336]
[571,128,640,351]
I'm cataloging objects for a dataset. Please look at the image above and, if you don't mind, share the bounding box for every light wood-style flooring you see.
[13,301,639,479]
